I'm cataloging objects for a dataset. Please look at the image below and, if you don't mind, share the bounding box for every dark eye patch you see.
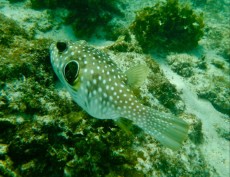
[64,60,79,85]
[57,42,67,53]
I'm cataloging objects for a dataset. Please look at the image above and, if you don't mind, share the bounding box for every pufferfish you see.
[50,41,188,150]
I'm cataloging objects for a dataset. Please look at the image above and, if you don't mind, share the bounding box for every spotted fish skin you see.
[50,41,188,150]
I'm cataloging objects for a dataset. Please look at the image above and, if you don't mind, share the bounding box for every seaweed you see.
[130,0,204,52]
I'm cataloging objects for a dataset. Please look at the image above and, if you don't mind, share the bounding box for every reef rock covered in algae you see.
[130,0,204,52]
[0,11,214,177]
[167,52,230,116]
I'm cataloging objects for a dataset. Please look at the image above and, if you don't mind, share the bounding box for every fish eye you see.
[56,42,67,53]
[64,60,79,85]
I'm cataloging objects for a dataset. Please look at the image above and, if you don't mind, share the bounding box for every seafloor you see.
[0,0,229,177]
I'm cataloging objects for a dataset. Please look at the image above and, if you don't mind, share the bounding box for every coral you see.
[29,0,123,38]
[203,23,230,61]
[167,53,198,77]
[188,116,204,145]
[130,0,204,51]
[106,32,143,53]
[167,52,229,115]
[180,54,230,116]
[216,127,230,141]
[0,13,61,116]
[196,75,230,115]
[147,70,185,114]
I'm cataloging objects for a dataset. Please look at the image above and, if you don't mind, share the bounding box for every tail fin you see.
[135,107,189,150]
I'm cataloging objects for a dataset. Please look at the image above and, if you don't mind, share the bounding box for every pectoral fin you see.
[125,65,149,88]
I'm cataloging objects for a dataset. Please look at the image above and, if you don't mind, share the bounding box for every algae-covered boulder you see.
[130,0,204,52]
[167,53,198,77]
[0,14,29,46]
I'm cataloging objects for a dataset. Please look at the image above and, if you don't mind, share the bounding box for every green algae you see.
[197,75,230,116]
[130,0,204,52]
[146,58,185,113]
[167,53,198,78]
[203,23,230,61]
[106,33,143,53]
[216,127,230,141]
[167,52,230,116]
[188,116,204,145]
[0,14,29,47]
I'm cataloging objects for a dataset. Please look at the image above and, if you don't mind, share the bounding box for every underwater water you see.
[0,0,229,177]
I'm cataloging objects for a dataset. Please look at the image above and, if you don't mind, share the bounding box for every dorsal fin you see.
[125,65,149,88]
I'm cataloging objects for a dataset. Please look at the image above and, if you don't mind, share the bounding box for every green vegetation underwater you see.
[0,0,229,176]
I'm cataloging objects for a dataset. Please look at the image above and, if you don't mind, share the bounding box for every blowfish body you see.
[50,41,188,150]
